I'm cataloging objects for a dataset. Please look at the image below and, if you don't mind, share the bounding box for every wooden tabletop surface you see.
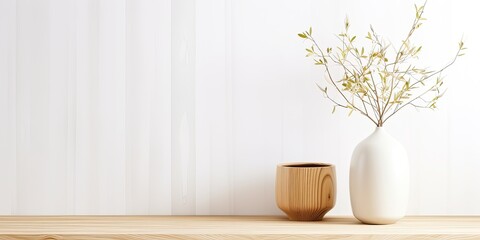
[0,215,479,239]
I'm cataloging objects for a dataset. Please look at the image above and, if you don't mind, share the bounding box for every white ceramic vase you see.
[350,127,409,225]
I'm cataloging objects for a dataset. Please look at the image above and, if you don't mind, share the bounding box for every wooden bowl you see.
[275,162,336,221]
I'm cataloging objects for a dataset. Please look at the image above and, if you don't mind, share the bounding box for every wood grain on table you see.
[0,216,479,240]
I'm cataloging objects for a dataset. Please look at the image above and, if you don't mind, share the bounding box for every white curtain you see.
[1,0,480,215]
[0,0,246,215]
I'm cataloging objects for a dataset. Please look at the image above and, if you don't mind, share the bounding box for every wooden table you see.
[0,216,479,239]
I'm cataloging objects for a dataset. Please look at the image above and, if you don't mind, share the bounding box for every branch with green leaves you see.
[298,2,465,127]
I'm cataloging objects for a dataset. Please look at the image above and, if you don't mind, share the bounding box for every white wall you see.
[0,0,479,215]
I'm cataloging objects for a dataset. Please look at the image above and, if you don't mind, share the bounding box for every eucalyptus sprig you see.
[298,2,465,127]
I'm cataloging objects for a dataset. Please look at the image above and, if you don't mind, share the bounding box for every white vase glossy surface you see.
[350,127,409,224]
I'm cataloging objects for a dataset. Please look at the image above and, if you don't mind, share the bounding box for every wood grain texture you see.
[0,216,480,240]
[276,163,336,221]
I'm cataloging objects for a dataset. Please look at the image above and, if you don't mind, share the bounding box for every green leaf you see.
[348,108,354,116]
[416,46,422,53]
[315,82,326,93]
[298,33,307,39]
[332,106,336,114]
[314,59,324,65]
[350,36,356,42]
[366,32,372,40]
[309,27,312,35]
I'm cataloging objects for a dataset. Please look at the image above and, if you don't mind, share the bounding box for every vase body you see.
[276,162,336,221]
[350,127,409,224]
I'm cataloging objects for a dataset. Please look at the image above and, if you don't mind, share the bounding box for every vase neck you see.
[371,127,389,137]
